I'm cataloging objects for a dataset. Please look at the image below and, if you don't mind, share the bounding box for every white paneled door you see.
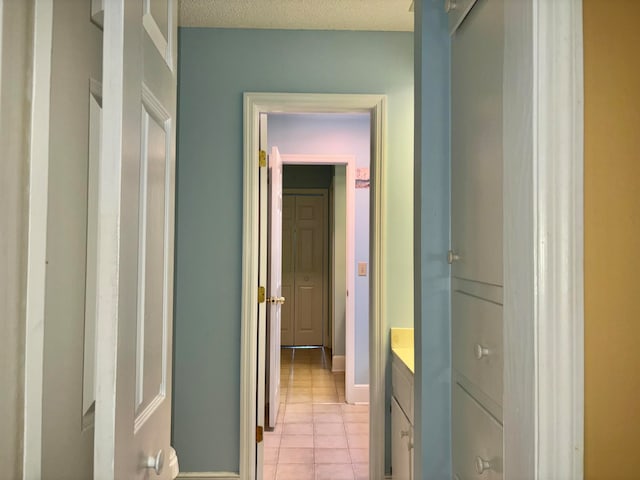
[267,147,284,429]
[95,1,178,479]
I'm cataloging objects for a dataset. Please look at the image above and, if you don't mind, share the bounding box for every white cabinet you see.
[390,337,414,480]
[450,0,505,478]
[391,397,413,480]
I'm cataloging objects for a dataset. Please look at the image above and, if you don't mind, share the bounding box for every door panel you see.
[293,196,326,346]
[41,0,102,477]
[95,0,178,478]
[281,196,295,346]
[451,0,503,287]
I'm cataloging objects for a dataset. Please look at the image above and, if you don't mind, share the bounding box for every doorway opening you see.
[241,93,387,480]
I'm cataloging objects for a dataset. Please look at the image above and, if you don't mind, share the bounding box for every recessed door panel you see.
[134,100,169,425]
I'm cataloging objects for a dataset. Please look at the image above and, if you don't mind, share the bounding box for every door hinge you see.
[258,286,266,303]
[259,150,267,167]
[256,425,264,443]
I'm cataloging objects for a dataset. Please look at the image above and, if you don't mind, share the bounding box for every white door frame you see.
[503,0,584,478]
[280,154,366,404]
[241,93,386,480]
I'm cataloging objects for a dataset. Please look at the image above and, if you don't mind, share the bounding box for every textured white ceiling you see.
[178,0,414,32]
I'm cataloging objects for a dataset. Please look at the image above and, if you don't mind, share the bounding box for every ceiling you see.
[178,0,414,32]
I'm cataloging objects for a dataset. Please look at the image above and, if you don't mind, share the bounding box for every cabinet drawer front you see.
[446,0,479,35]
[453,291,503,407]
[391,397,413,480]
[453,385,503,480]
[392,359,413,422]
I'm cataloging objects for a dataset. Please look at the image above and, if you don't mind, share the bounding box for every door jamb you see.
[281,155,360,402]
[241,93,386,480]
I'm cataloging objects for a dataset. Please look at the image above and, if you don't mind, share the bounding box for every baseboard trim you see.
[176,473,239,480]
[350,383,370,404]
[332,354,345,372]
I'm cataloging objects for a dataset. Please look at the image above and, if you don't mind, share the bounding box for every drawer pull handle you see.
[474,344,490,360]
[400,429,411,439]
[445,0,457,13]
[475,456,492,474]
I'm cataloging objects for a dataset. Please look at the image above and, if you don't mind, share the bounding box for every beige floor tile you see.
[342,413,368,423]
[314,463,355,480]
[264,447,279,465]
[285,403,313,414]
[314,423,346,436]
[341,404,369,414]
[313,413,343,424]
[312,386,337,394]
[313,394,339,403]
[283,423,314,435]
[264,434,281,448]
[283,412,313,424]
[349,448,369,464]
[314,448,351,464]
[344,422,369,435]
[264,463,277,480]
[313,404,341,414]
[269,423,283,435]
[288,394,313,404]
[347,434,369,449]
[281,434,314,448]
[290,387,312,395]
[314,434,348,449]
[276,463,314,480]
[278,447,314,464]
[353,462,369,480]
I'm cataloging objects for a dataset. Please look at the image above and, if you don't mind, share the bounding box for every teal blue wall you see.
[414,1,452,478]
[173,28,413,473]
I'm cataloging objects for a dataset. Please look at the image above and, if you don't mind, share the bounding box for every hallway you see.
[263,347,370,480]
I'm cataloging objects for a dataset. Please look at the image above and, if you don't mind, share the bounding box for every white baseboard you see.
[332,354,345,372]
[176,473,239,480]
[350,383,370,404]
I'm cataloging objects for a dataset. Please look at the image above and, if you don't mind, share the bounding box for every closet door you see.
[451,0,503,287]
[293,195,326,346]
[450,0,505,478]
[280,193,327,346]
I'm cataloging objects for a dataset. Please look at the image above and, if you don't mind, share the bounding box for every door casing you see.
[241,92,386,480]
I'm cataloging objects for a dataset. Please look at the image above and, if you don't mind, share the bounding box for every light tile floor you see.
[263,347,369,480]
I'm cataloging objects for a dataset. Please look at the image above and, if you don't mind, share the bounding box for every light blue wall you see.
[413,0,452,478]
[268,113,370,383]
[174,28,413,473]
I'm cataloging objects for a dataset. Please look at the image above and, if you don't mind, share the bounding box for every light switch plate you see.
[358,262,368,276]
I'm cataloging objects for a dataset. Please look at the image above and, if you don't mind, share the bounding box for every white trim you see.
[503,0,584,478]
[242,93,386,480]
[331,355,346,373]
[533,0,584,477]
[23,1,54,478]
[280,153,358,401]
[176,474,240,480]
[351,384,370,405]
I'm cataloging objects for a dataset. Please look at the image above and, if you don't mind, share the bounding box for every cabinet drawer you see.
[453,291,502,407]
[446,0,479,35]
[453,385,503,480]
[391,397,413,480]
[392,357,413,422]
